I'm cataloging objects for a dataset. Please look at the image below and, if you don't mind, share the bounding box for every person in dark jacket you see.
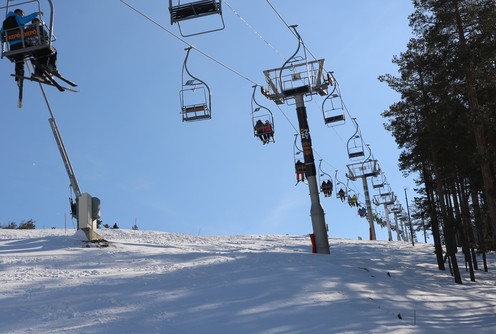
[1,9,42,81]
[255,120,264,143]
[25,17,58,79]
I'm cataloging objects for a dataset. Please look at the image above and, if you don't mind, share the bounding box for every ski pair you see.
[13,73,78,93]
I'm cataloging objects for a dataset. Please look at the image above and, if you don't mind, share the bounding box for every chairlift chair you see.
[293,134,307,184]
[334,170,348,201]
[318,160,333,197]
[1,0,54,61]
[347,118,365,160]
[321,73,345,126]
[169,0,224,37]
[346,183,359,207]
[180,47,211,122]
[251,85,275,144]
[372,171,386,189]
[378,183,392,197]
[390,203,402,214]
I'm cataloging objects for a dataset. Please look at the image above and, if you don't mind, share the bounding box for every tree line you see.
[1,219,36,229]
[380,0,495,283]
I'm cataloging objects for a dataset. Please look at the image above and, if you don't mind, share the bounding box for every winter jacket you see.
[1,11,40,46]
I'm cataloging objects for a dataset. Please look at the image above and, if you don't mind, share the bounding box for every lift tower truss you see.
[373,191,396,242]
[347,159,380,240]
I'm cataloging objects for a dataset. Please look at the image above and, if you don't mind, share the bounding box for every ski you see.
[49,69,78,87]
[11,74,79,92]
[32,60,78,87]
[39,73,65,92]
[17,78,23,108]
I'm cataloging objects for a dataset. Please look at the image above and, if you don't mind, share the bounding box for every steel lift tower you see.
[262,26,330,254]
[41,85,102,241]
[373,190,397,241]
[346,159,380,240]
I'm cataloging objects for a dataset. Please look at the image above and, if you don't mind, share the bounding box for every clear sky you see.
[0,0,419,240]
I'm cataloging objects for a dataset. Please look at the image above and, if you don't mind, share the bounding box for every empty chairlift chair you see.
[180,47,211,122]
[347,118,365,160]
[169,0,225,37]
[321,73,345,126]
[372,172,386,189]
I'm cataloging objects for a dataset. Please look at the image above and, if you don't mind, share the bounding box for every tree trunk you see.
[453,0,496,243]
[471,188,488,272]
[423,164,445,270]
[451,178,475,282]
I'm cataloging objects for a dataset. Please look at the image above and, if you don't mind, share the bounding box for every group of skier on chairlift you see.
[1,2,77,105]
[254,119,274,144]
[2,8,58,82]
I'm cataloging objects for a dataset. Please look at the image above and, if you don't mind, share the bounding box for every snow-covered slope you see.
[1,229,495,333]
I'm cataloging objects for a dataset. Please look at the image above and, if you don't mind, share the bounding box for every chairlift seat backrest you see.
[1,0,55,60]
[170,0,221,22]
[169,0,224,37]
[183,104,207,113]
[2,25,49,60]
[182,103,210,121]
[348,151,365,159]
[325,114,345,124]
[322,87,345,126]
[180,85,211,121]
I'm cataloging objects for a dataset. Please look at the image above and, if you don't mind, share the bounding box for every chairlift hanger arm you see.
[318,159,332,180]
[182,47,211,99]
[278,25,307,93]
[347,118,361,144]
[180,47,212,121]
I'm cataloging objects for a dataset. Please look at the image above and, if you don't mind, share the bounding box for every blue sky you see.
[0,0,419,240]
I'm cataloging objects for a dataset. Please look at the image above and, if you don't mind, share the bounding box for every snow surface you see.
[0,229,495,334]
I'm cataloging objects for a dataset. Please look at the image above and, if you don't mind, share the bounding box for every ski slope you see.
[1,229,495,333]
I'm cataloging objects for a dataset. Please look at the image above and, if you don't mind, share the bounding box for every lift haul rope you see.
[119,0,257,86]
[119,1,349,167]
[119,0,396,204]
[119,0,299,134]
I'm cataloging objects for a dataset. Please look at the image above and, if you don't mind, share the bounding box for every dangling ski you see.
[11,74,78,92]
[17,78,24,108]
[32,60,78,88]
[48,69,78,87]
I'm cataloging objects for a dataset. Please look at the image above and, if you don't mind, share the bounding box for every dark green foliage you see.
[381,0,496,281]
[1,222,18,229]
[17,219,36,230]
[1,220,36,229]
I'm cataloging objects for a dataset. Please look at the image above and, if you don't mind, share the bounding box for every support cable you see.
[120,1,300,144]
[120,0,257,86]
[120,0,382,199]
[224,0,285,60]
